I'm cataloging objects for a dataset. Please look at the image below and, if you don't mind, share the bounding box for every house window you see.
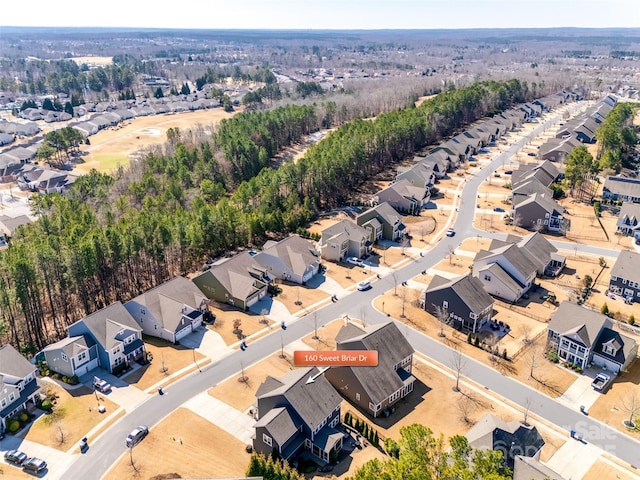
[114,357,123,366]
[611,276,617,281]
[61,352,69,362]
[442,301,448,309]
[484,275,491,282]
[263,434,272,447]
[9,392,15,402]
[113,346,121,355]
[77,351,87,362]
[0,399,5,408]
[604,345,616,356]
[355,393,360,401]
[470,312,478,320]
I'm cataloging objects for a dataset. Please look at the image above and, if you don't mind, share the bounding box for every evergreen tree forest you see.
[0,79,538,354]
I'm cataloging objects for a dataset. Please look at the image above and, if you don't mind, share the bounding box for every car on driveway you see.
[4,450,28,465]
[446,228,455,237]
[527,152,536,156]
[126,425,149,447]
[493,207,505,212]
[22,457,47,474]
[93,376,111,393]
[357,280,371,291]
[346,257,364,267]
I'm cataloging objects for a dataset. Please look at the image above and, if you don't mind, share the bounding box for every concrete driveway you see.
[1,435,76,480]
[80,369,148,412]
[182,392,255,445]
[546,436,602,479]
[179,326,231,362]
[558,368,612,412]
[306,272,349,297]
[250,296,292,321]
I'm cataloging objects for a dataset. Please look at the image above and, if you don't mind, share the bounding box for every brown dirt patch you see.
[104,408,248,480]
[275,281,330,314]
[208,354,295,412]
[583,458,640,480]
[206,305,274,346]
[23,384,118,450]
[124,336,206,390]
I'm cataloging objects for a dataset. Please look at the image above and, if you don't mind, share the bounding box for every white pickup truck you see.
[591,373,611,392]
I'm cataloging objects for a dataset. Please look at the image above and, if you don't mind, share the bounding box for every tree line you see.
[0,79,537,354]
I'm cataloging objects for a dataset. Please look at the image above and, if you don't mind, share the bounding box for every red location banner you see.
[293,350,378,367]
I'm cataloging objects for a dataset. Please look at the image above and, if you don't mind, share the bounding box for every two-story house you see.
[253,367,343,463]
[513,193,567,233]
[372,179,430,216]
[422,274,494,333]
[125,276,208,344]
[356,202,406,243]
[548,302,637,373]
[42,335,100,378]
[324,322,415,418]
[608,250,640,304]
[395,161,436,190]
[254,235,320,285]
[0,344,40,433]
[603,176,640,203]
[192,251,270,310]
[615,203,640,241]
[66,301,146,375]
[473,242,538,303]
[318,219,370,263]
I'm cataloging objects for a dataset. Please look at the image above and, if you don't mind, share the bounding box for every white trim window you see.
[263,433,272,447]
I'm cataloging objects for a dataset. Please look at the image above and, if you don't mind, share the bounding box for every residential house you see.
[356,202,406,242]
[513,193,567,233]
[0,345,41,433]
[318,219,370,262]
[615,203,640,240]
[42,335,100,378]
[396,161,436,190]
[539,136,580,162]
[466,413,546,471]
[513,456,565,480]
[324,322,415,418]
[0,214,31,247]
[253,367,343,463]
[609,250,640,304]
[254,235,320,284]
[603,176,640,203]
[425,149,455,176]
[125,276,208,344]
[473,241,538,303]
[66,302,146,374]
[511,160,560,189]
[0,133,14,146]
[422,274,494,333]
[372,179,430,215]
[192,252,270,310]
[547,302,637,373]
[506,232,566,277]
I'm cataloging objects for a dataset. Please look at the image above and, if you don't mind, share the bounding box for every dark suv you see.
[22,457,47,474]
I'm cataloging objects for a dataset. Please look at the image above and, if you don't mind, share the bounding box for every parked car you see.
[527,152,536,156]
[591,373,611,392]
[346,257,364,267]
[504,170,512,175]
[4,450,28,465]
[125,425,149,447]
[493,207,505,212]
[22,457,47,474]
[446,228,455,237]
[357,280,371,291]
[93,376,111,393]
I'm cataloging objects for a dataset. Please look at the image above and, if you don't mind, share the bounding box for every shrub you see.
[41,400,52,411]
[8,420,20,432]
[629,315,636,326]
[502,349,508,360]
[547,350,559,363]
[474,336,480,347]
[19,412,28,422]
[467,332,472,344]
[601,303,609,315]
[385,438,400,458]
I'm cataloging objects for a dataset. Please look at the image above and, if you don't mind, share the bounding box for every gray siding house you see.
[513,193,566,233]
[608,250,640,304]
[324,322,415,418]
[372,179,430,215]
[615,202,640,240]
[356,202,406,242]
[254,235,320,284]
[42,335,100,378]
[0,345,40,433]
[253,367,343,463]
[318,219,370,262]
[603,176,640,203]
[422,274,494,333]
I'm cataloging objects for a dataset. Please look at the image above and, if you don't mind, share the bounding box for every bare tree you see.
[433,304,451,337]
[260,308,269,325]
[519,324,533,345]
[620,390,640,429]
[129,444,141,477]
[312,309,320,340]
[42,405,67,446]
[527,346,542,380]
[400,286,407,318]
[392,272,398,296]
[512,213,523,232]
[450,348,467,392]
[523,397,532,426]
[532,218,545,233]
[457,396,473,424]
[447,245,456,265]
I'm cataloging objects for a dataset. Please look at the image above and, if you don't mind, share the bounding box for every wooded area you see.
[0,79,537,354]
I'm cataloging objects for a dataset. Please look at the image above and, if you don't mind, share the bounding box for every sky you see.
[2,0,639,30]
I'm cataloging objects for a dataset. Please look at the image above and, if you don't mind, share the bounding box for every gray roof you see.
[514,232,559,273]
[0,214,31,237]
[256,367,341,430]
[593,328,637,367]
[254,406,299,447]
[512,179,553,202]
[322,219,368,243]
[200,251,268,302]
[490,243,538,280]
[514,193,563,218]
[42,335,94,357]
[68,301,141,350]
[426,274,493,315]
[129,276,206,334]
[548,302,611,348]
[604,176,640,197]
[514,456,565,480]
[616,202,640,230]
[333,322,415,404]
[611,250,640,285]
[476,262,523,295]
[257,235,319,277]
[0,344,35,380]
[357,202,403,228]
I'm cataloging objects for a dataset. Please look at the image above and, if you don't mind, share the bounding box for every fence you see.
[510,329,547,362]
[494,300,550,323]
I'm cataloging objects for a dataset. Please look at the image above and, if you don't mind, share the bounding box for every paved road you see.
[65,103,640,479]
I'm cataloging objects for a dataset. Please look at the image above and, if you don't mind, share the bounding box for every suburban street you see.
[63,104,640,479]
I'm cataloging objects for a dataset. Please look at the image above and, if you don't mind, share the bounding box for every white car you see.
[93,376,111,393]
[357,280,371,291]
[346,257,365,267]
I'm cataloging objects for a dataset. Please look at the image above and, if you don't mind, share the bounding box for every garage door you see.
[79,358,99,376]
[592,355,620,374]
